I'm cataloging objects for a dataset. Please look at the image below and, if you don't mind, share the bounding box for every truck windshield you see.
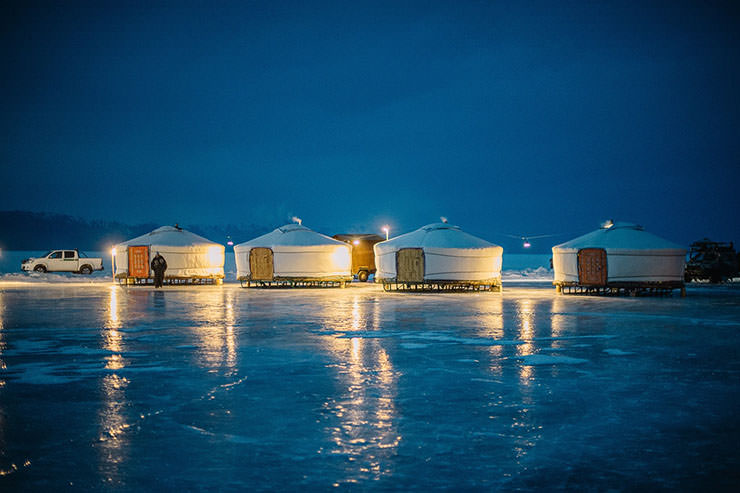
[78,251,88,258]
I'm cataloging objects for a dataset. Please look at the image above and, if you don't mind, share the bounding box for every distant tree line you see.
[0,211,269,251]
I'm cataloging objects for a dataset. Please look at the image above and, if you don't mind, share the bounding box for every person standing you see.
[151,251,167,288]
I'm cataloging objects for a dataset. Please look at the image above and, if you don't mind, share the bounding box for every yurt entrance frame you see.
[396,248,425,283]
[381,248,501,292]
[241,247,351,289]
[577,248,607,286]
[249,247,274,281]
[554,248,685,297]
[128,246,150,279]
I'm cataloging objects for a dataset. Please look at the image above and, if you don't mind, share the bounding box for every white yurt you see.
[234,223,352,287]
[552,221,686,293]
[373,222,503,291]
[113,226,225,283]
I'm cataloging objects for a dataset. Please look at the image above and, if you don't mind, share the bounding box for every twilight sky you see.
[1,0,738,248]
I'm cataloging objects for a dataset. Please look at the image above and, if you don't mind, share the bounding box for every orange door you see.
[128,246,150,278]
[578,248,607,286]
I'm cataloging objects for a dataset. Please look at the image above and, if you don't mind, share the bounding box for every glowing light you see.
[352,239,360,246]
[110,247,117,280]
[227,241,234,246]
[523,241,531,248]
[206,245,225,265]
[382,226,389,240]
[330,246,351,270]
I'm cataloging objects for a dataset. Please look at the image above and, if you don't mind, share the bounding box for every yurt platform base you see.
[117,277,223,286]
[240,278,351,289]
[555,282,686,297]
[381,281,502,293]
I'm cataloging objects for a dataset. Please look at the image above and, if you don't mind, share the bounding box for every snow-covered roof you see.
[117,226,221,248]
[234,224,346,250]
[553,222,685,252]
[375,223,501,252]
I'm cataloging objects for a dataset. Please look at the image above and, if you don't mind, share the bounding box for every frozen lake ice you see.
[0,281,739,490]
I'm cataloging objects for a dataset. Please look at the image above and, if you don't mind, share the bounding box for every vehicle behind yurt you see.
[332,234,385,282]
[234,223,352,287]
[552,220,686,296]
[373,221,503,292]
[113,225,225,285]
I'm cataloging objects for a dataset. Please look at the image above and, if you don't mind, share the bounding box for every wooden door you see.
[128,246,150,278]
[578,248,607,286]
[396,248,424,283]
[249,247,274,281]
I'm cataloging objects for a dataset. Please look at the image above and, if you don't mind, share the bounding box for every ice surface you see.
[516,354,589,365]
[602,348,636,356]
[0,276,739,489]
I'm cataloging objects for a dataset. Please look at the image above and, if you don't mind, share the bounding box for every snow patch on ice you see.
[0,272,112,284]
[400,332,525,346]
[517,354,588,365]
[603,349,635,356]
[4,362,83,384]
[534,334,616,341]
[501,267,553,281]
[335,331,396,339]
[400,343,429,349]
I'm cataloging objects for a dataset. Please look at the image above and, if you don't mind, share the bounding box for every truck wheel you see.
[357,270,369,282]
[34,265,47,273]
[79,265,93,275]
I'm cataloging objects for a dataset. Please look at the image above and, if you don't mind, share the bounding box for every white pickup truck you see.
[21,250,104,275]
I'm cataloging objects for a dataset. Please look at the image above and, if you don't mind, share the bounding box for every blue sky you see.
[1,0,738,248]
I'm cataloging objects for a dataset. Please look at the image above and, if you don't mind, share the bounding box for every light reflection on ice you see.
[515,299,536,386]
[321,294,401,484]
[0,290,6,375]
[190,290,239,372]
[474,297,504,375]
[99,285,130,484]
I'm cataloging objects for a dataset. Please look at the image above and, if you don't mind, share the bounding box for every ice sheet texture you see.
[0,283,738,490]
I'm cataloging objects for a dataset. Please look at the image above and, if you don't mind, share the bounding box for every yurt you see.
[373,222,503,291]
[552,221,686,295]
[113,225,225,284]
[234,223,352,287]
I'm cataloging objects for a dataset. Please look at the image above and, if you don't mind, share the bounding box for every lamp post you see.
[110,247,116,282]
[382,226,389,241]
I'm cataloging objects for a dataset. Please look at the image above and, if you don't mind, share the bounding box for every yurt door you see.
[249,247,274,281]
[396,248,424,283]
[578,248,607,286]
[128,246,150,278]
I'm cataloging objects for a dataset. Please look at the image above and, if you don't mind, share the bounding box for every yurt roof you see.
[235,224,346,249]
[377,223,500,250]
[117,226,220,247]
[553,222,685,251]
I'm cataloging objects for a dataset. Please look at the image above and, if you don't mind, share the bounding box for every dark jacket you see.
[151,255,167,272]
